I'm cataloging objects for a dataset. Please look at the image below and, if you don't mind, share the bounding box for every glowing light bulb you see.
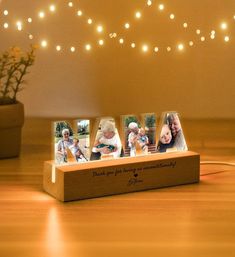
[196,29,201,35]
[142,44,149,52]
[39,11,45,18]
[68,2,73,7]
[224,36,230,42]
[183,22,188,28]
[56,45,61,51]
[154,47,159,52]
[49,5,56,12]
[221,22,227,30]
[119,38,124,44]
[189,41,194,46]
[178,44,184,51]
[97,25,103,33]
[29,34,33,40]
[125,23,130,29]
[85,44,91,51]
[41,40,48,48]
[70,46,75,52]
[159,4,164,11]
[3,23,9,29]
[167,46,171,52]
[131,43,136,48]
[98,39,104,45]
[233,15,235,20]
[27,17,32,23]
[170,14,175,20]
[147,0,152,6]
[77,10,82,16]
[200,36,205,41]
[3,10,8,16]
[16,21,22,31]
[211,30,216,35]
[135,11,141,18]
[87,18,92,24]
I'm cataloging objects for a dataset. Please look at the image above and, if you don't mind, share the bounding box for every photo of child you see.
[156,112,187,153]
[91,118,122,161]
[137,128,149,155]
[69,138,88,162]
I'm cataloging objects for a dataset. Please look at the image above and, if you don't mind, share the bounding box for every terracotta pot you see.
[0,102,24,159]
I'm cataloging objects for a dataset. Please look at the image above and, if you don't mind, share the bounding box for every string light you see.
[85,44,91,51]
[124,23,130,29]
[221,22,228,30]
[158,4,165,11]
[77,10,82,16]
[27,17,32,23]
[29,34,33,40]
[41,40,48,48]
[16,21,22,31]
[196,29,201,35]
[147,0,152,6]
[167,46,171,52]
[189,41,194,46]
[119,38,124,44]
[177,43,184,51]
[3,10,8,16]
[154,47,159,52]
[142,44,149,52]
[70,46,75,52]
[98,39,104,46]
[135,11,142,19]
[97,25,103,33]
[87,18,93,24]
[131,43,136,48]
[170,14,175,20]
[49,5,56,12]
[3,23,9,29]
[68,2,73,7]
[183,22,188,28]
[38,11,45,19]
[56,45,61,51]
[224,36,230,42]
[200,36,206,41]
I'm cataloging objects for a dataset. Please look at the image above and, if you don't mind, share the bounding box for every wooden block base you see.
[43,151,200,202]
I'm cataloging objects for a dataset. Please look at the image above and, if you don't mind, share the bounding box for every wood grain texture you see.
[0,118,235,257]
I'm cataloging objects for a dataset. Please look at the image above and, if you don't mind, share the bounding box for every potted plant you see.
[0,45,36,158]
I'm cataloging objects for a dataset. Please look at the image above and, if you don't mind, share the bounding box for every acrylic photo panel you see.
[54,121,76,164]
[90,117,123,161]
[121,115,150,157]
[156,112,188,153]
[141,113,157,154]
[72,119,90,162]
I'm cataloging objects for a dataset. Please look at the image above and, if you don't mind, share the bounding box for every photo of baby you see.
[90,118,123,161]
[156,112,187,153]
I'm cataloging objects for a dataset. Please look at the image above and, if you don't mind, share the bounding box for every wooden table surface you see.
[0,119,235,257]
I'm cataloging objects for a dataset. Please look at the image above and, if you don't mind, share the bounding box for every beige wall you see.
[1,0,235,118]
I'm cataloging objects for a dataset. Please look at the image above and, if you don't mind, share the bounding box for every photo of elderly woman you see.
[156,112,188,153]
[54,121,74,164]
[90,118,123,161]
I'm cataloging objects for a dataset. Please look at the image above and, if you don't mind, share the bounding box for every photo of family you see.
[90,118,123,161]
[54,120,89,164]
[123,115,150,157]
[156,112,188,153]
